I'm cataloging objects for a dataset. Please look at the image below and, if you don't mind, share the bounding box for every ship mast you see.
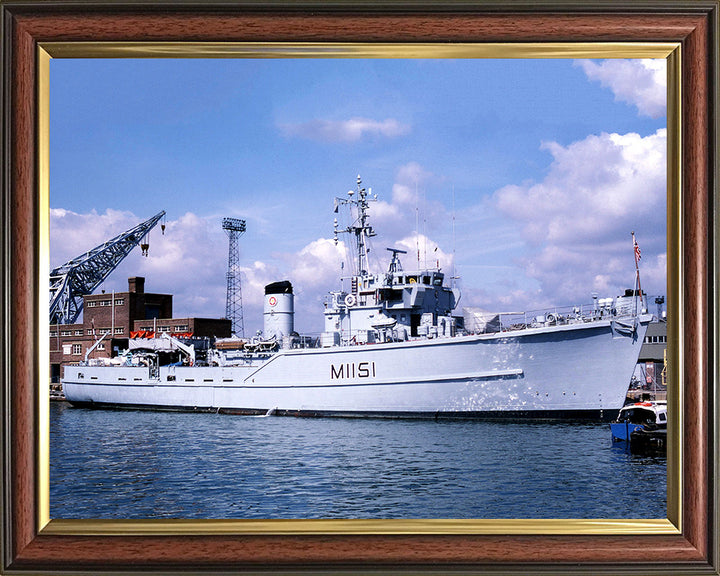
[334,175,376,277]
[632,231,643,315]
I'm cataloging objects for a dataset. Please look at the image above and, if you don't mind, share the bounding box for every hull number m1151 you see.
[331,361,377,380]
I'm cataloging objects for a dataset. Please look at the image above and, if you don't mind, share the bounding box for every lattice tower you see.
[222,217,246,337]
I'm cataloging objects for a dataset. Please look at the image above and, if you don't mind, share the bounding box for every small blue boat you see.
[610,401,667,449]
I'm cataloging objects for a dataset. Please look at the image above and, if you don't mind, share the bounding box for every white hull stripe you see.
[66,368,523,390]
[242,368,524,387]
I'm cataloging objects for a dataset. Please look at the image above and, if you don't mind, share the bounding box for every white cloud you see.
[393,233,454,272]
[369,199,401,223]
[115,212,228,319]
[576,59,666,118]
[461,285,543,315]
[49,208,142,269]
[51,208,228,323]
[291,238,347,287]
[390,162,433,205]
[279,117,410,142]
[495,129,666,244]
[237,261,277,308]
[50,208,350,334]
[368,162,447,242]
[51,129,667,338]
[490,129,667,307]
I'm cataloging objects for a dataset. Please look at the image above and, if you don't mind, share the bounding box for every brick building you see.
[626,319,667,402]
[637,319,667,389]
[50,277,231,381]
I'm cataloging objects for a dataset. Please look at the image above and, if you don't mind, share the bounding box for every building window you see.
[174,325,189,332]
[159,326,171,332]
[62,344,72,355]
[72,344,82,355]
[87,301,97,307]
[74,330,83,335]
[97,343,105,350]
[114,298,124,306]
[99,299,112,307]
[115,327,124,334]
[60,330,71,336]
[49,331,57,338]
[87,329,95,335]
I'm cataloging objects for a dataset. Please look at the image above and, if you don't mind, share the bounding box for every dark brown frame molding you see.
[1,1,717,574]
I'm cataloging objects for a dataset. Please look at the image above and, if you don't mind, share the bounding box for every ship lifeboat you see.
[369,313,397,329]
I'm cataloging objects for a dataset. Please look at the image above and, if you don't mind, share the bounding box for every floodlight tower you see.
[222,217,246,337]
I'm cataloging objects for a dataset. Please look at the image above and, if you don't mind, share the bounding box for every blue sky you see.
[50,57,667,334]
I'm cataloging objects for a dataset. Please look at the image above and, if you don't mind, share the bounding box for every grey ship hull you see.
[63,315,650,421]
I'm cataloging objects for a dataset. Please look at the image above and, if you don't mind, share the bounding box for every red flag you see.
[633,234,641,263]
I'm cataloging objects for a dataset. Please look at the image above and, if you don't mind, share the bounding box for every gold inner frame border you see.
[37,41,682,538]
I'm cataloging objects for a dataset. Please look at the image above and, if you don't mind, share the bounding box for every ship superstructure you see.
[62,176,652,420]
[323,176,460,347]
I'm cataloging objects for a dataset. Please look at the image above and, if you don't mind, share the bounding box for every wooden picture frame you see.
[2,1,717,573]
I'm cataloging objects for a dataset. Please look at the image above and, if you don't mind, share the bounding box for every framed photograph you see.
[2,1,717,574]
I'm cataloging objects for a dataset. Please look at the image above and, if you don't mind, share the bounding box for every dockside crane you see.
[49,211,166,325]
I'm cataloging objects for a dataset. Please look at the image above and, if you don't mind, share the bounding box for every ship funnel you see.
[264,281,294,346]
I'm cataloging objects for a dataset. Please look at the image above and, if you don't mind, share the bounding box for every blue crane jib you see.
[49,211,166,325]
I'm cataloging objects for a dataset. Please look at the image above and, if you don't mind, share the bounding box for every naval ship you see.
[62,176,652,420]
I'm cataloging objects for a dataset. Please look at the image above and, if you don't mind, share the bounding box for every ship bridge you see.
[325,253,460,345]
[323,176,462,346]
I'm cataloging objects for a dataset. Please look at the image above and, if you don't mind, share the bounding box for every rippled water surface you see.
[50,402,666,519]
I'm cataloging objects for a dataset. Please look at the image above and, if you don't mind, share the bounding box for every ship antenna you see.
[356,175,369,275]
[423,186,427,270]
[415,180,420,271]
[334,175,376,278]
[452,185,456,289]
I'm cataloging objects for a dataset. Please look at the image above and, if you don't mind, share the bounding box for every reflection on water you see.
[50,402,666,519]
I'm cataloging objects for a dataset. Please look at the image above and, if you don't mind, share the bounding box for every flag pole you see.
[632,231,643,314]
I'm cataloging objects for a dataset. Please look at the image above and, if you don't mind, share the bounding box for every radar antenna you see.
[49,211,166,325]
[386,248,407,274]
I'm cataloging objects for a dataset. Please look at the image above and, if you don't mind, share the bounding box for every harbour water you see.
[50,402,667,520]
